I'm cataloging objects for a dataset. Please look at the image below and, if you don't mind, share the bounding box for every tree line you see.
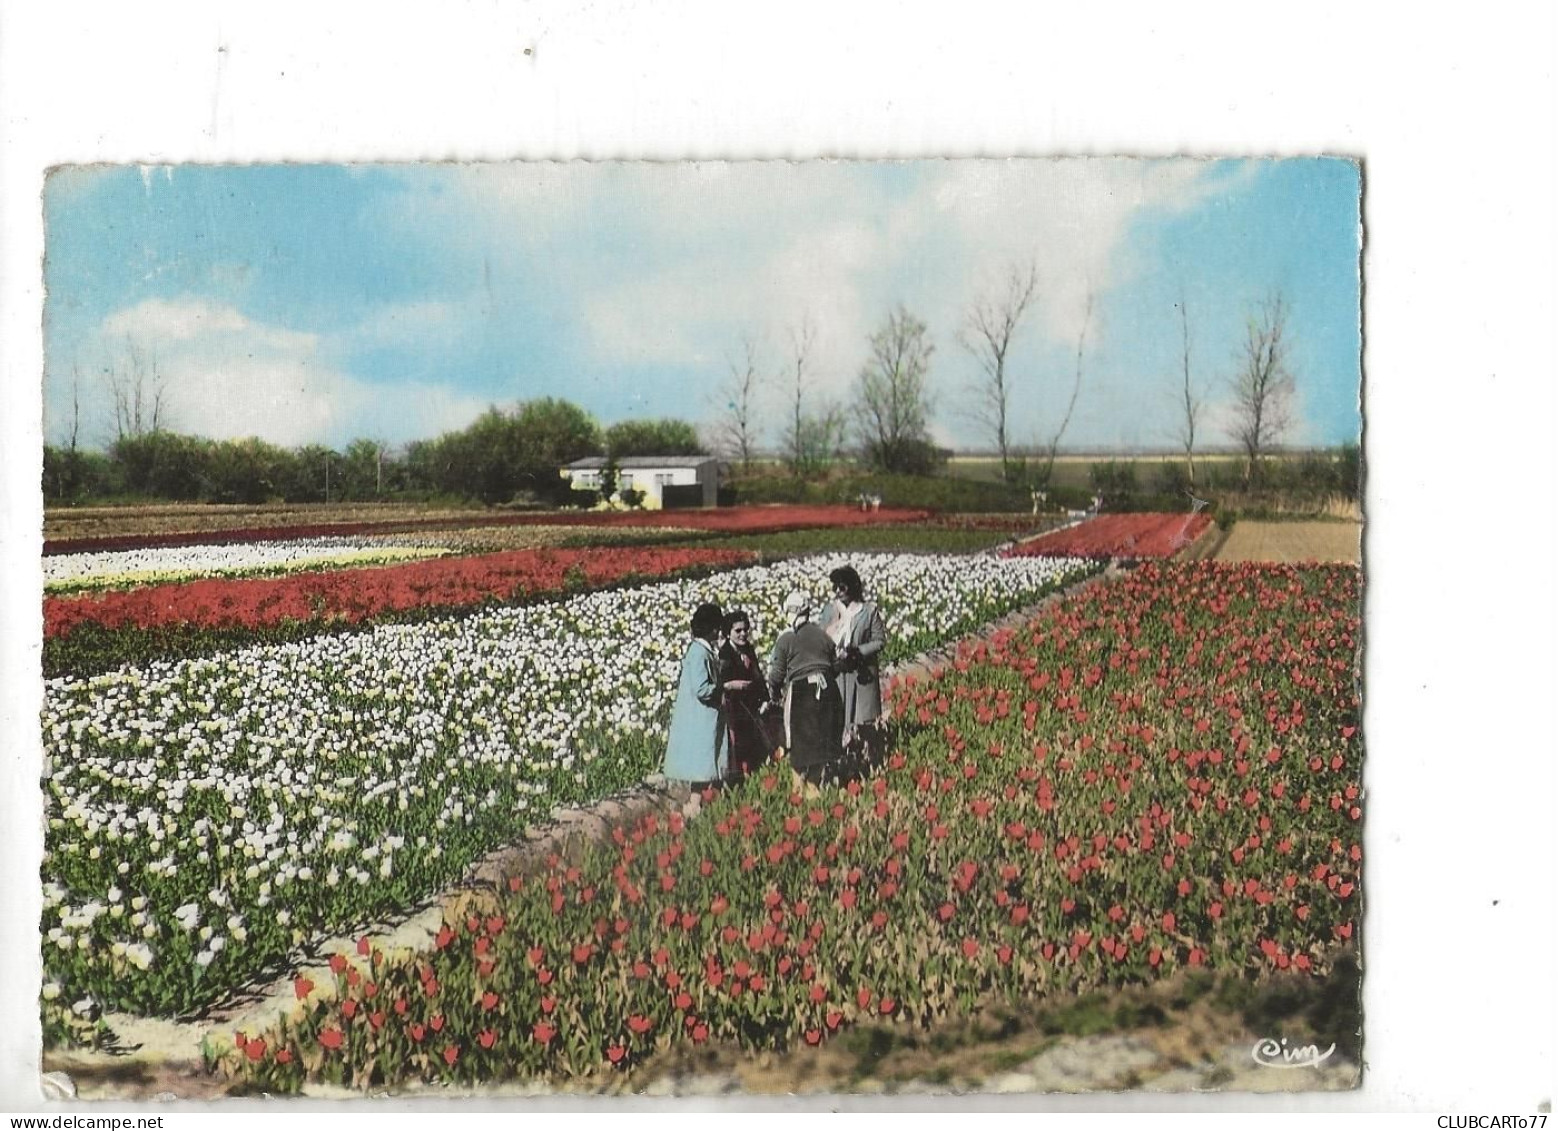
[48,269,1321,506]
[42,401,704,507]
[714,270,1307,489]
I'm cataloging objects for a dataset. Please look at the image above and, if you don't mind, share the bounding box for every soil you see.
[1213,522,1362,564]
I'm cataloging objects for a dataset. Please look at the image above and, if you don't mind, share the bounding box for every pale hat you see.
[782,590,812,617]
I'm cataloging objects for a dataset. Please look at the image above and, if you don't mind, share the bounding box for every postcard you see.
[34,158,1363,1100]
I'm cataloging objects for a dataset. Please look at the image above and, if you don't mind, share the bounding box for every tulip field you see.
[43,504,930,556]
[40,539,1095,1028]
[1005,512,1214,560]
[43,545,757,639]
[43,540,449,593]
[203,558,1360,1091]
[36,502,1363,1093]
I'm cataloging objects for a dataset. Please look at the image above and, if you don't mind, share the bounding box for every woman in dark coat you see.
[718,609,771,778]
[765,590,844,784]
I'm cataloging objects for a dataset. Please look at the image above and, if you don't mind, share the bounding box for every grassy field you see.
[948,453,1276,490]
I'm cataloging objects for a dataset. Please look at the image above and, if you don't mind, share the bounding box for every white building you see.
[560,455,721,509]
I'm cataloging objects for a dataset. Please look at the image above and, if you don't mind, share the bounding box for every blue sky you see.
[42,159,1361,453]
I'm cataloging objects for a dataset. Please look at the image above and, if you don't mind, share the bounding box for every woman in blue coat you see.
[662,602,727,785]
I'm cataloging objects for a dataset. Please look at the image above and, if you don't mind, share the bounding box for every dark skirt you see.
[783,675,843,771]
[725,696,774,777]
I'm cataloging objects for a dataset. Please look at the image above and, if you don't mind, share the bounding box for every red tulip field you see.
[43,504,931,556]
[1005,512,1214,560]
[43,545,755,638]
[217,560,1362,1091]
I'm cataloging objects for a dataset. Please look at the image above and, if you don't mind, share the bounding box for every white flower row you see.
[40,552,1091,1011]
[43,538,446,589]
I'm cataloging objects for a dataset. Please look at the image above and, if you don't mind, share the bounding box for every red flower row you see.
[44,505,932,556]
[43,546,755,638]
[1003,513,1212,560]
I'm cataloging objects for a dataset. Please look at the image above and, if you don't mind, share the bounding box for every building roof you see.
[565,455,719,470]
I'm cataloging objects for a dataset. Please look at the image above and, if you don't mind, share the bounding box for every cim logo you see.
[1251,1037,1338,1069]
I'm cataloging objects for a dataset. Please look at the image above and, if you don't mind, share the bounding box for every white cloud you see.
[55,297,489,449]
[101,297,283,345]
[455,160,1240,448]
[409,159,1235,398]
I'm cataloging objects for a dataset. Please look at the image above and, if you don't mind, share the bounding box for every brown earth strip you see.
[1213,522,1362,565]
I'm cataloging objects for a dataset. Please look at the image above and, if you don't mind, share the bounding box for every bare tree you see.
[68,362,83,453]
[1171,292,1204,486]
[711,335,763,473]
[780,316,818,477]
[1033,292,1093,488]
[103,337,168,442]
[853,305,936,473]
[961,263,1038,483]
[1228,292,1296,484]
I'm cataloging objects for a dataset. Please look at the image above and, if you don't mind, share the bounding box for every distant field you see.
[946,453,1254,489]
[1211,521,1362,564]
[678,522,1057,556]
[44,502,498,543]
[360,524,711,553]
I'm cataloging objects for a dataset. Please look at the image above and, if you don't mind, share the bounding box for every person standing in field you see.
[717,609,771,778]
[817,563,888,761]
[764,591,843,785]
[662,601,727,787]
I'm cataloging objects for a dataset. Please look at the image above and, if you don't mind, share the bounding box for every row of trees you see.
[712,270,1300,488]
[51,270,1307,504]
[42,401,704,506]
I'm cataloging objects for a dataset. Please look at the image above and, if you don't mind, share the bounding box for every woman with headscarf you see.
[662,601,727,787]
[764,590,844,784]
[718,608,771,778]
[817,564,888,760]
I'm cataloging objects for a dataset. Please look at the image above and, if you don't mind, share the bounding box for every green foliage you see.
[112,430,214,499]
[1154,460,1194,496]
[42,446,121,504]
[514,399,604,483]
[604,417,702,458]
[203,437,296,504]
[785,410,849,478]
[1089,460,1139,499]
[49,397,607,507]
[733,472,1035,513]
